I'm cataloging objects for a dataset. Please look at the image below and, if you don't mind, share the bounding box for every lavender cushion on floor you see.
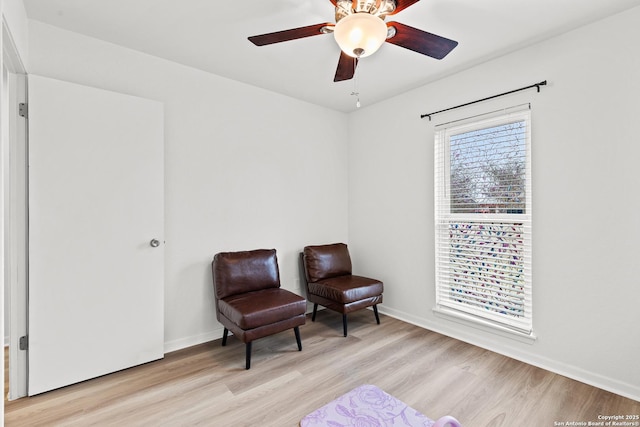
[300,384,435,427]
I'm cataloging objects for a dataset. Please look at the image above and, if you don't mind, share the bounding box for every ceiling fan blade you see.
[385,22,458,59]
[334,51,359,82]
[248,23,333,46]
[391,0,421,14]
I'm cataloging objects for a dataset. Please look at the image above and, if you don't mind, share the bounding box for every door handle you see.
[150,239,161,248]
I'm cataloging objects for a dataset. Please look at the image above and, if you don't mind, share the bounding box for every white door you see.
[27,75,164,396]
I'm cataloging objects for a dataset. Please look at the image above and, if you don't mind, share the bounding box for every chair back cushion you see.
[303,243,352,282]
[212,249,281,300]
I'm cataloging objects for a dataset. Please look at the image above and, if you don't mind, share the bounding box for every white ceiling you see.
[23,0,640,112]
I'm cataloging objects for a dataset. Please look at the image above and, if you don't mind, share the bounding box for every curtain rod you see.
[420,80,547,121]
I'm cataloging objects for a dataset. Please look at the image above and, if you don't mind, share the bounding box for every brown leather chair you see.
[301,243,383,337]
[212,249,306,369]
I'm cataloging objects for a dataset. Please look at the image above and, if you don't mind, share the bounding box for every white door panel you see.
[28,75,164,395]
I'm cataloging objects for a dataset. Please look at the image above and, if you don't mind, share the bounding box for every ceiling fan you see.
[248,0,458,82]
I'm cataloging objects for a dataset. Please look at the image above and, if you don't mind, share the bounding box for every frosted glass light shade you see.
[333,13,387,58]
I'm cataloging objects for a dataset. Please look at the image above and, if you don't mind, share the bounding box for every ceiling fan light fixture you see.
[333,12,387,58]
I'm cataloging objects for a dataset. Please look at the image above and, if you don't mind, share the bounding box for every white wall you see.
[348,6,640,400]
[27,21,349,352]
[2,0,28,67]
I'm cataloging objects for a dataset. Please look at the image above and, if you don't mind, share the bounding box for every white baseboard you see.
[163,307,319,354]
[377,305,640,403]
[163,329,223,354]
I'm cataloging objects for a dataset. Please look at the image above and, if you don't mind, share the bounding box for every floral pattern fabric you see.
[300,385,435,427]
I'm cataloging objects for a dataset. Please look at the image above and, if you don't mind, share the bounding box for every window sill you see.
[433,306,537,344]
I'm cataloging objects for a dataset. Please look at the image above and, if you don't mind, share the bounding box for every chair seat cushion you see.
[218,288,306,330]
[308,275,383,304]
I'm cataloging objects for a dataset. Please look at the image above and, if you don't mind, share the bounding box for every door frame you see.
[3,17,29,400]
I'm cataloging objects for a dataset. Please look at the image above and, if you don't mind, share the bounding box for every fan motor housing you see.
[335,0,396,22]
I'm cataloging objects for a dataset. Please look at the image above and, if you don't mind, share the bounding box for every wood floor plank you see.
[5,312,640,426]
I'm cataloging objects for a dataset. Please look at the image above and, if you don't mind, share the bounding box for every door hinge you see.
[19,335,28,351]
[19,103,28,118]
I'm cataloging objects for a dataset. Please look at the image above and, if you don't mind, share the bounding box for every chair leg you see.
[373,305,380,325]
[343,314,348,337]
[245,342,252,370]
[311,303,318,321]
[222,328,229,346]
[294,326,302,351]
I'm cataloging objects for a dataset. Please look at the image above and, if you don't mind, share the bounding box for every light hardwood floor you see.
[5,311,640,426]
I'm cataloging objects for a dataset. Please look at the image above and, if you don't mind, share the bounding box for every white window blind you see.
[434,108,532,334]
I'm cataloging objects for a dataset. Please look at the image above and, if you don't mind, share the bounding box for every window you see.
[434,108,532,334]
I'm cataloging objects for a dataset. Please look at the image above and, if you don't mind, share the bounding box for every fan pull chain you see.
[350,92,361,108]
[351,57,361,108]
